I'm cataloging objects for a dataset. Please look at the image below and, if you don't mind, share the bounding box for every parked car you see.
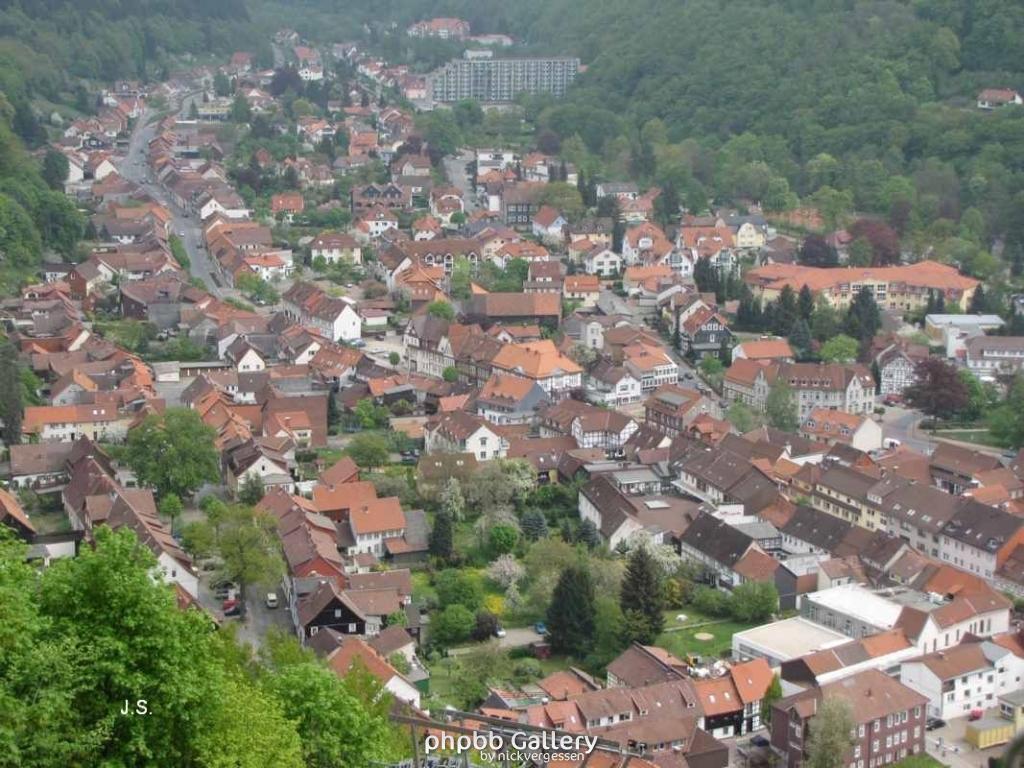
[223,601,242,617]
[265,592,279,609]
[750,735,770,748]
[969,709,984,721]
[351,339,367,348]
[883,394,903,406]
[534,622,547,636]
[494,626,506,638]
[926,717,946,731]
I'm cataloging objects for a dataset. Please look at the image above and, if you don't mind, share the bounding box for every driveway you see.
[878,405,935,455]
[448,627,543,655]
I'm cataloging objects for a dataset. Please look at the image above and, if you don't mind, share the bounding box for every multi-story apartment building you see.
[771,669,927,768]
[964,335,1024,380]
[744,260,979,312]
[728,361,876,418]
[429,51,580,102]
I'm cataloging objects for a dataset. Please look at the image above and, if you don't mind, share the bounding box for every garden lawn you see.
[936,430,1004,449]
[655,608,756,660]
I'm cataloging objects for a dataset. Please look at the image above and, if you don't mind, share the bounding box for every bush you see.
[471,610,499,641]
[690,585,732,617]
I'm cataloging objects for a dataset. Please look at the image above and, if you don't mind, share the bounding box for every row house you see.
[281,281,362,342]
[644,384,718,437]
[964,335,1024,380]
[490,340,583,399]
[475,373,550,425]
[585,360,643,407]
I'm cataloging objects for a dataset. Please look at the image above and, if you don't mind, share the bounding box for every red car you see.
[883,394,902,406]
[968,709,984,721]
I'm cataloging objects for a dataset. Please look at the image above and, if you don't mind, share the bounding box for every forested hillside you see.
[285,0,1024,270]
[0,0,268,293]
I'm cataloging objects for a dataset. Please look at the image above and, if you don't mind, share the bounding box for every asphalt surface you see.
[443,150,480,212]
[117,92,224,296]
[448,627,544,656]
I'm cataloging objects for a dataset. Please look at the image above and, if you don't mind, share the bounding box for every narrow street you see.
[117,91,224,296]
[442,149,480,212]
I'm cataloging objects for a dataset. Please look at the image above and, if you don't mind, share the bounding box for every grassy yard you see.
[425,649,580,707]
[936,429,1005,449]
[655,608,755,660]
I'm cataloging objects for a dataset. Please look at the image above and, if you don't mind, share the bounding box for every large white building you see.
[900,641,1024,720]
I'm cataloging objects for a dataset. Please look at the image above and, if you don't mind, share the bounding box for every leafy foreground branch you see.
[0,526,406,767]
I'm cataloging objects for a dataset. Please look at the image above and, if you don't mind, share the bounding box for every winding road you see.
[117,90,224,296]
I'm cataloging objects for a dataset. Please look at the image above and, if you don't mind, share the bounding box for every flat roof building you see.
[732,617,849,667]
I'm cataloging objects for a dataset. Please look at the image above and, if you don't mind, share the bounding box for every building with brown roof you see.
[770,669,927,768]
[745,260,979,312]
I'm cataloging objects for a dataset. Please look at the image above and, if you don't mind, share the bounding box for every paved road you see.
[443,149,480,213]
[117,92,224,296]
[448,627,543,656]
[878,406,934,454]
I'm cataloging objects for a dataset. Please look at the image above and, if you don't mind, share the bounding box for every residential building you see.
[800,409,883,452]
[964,336,1024,380]
[424,411,508,462]
[644,384,717,437]
[310,231,362,264]
[745,261,979,312]
[875,342,927,396]
[429,52,580,102]
[770,669,927,768]
[900,641,1024,720]
[282,281,361,342]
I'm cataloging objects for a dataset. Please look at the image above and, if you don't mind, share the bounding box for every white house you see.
[424,411,508,462]
[900,641,1024,720]
[310,231,363,265]
[583,246,622,277]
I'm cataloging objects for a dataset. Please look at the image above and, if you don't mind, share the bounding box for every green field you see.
[655,609,755,660]
[936,430,1005,449]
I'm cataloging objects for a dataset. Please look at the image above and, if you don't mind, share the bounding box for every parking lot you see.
[924,715,1007,768]
[196,570,293,650]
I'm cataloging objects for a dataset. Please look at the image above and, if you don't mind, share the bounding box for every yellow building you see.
[744,260,978,312]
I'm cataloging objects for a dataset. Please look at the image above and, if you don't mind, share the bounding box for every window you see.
[348,623,356,632]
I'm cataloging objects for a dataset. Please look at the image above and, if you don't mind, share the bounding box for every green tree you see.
[158,492,184,532]
[428,300,455,320]
[442,365,459,383]
[265,657,397,768]
[429,509,454,562]
[41,148,69,190]
[388,351,400,367]
[353,398,389,429]
[547,564,596,656]
[238,473,266,505]
[766,379,799,432]
[435,569,484,611]
[0,340,24,445]
[761,674,783,726]
[347,433,390,468]
[789,319,813,359]
[575,518,601,549]
[819,334,859,363]
[230,93,252,123]
[727,401,760,433]
[214,503,284,615]
[489,524,519,556]
[730,581,778,622]
[431,604,475,646]
[214,71,232,97]
[450,255,472,300]
[520,508,549,540]
[844,288,881,344]
[125,408,220,498]
[619,546,665,645]
[805,697,856,768]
